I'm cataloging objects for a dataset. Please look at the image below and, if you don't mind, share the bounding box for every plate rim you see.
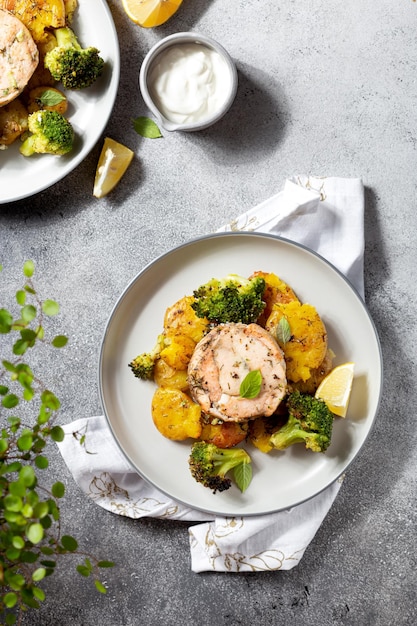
[0,0,120,204]
[99,232,384,517]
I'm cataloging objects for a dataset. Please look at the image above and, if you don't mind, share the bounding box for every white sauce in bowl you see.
[147,42,232,126]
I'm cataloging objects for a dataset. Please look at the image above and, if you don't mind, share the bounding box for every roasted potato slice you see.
[248,412,287,453]
[160,333,196,371]
[199,421,248,449]
[266,300,328,383]
[250,270,299,327]
[0,98,28,146]
[164,295,209,344]
[151,388,202,441]
[153,358,189,391]
[0,0,66,42]
[27,86,67,114]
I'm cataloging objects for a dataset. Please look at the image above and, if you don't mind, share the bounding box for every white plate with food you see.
[0,0,120,204]
[99,233,383,517]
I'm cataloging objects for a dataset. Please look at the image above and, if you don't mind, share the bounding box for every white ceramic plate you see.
[0,0,120,204]
[99,233,383,517]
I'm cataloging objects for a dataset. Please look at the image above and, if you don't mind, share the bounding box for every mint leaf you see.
[234,461,252,493]
[132,116,162,138]
[276,317,291,345]
[240,369,262,399]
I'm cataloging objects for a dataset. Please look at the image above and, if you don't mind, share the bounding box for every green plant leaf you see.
[32,567,46,582]
[17,431,33,451]
[0,308,13,333]
[16,289,26,305]
[233,462,252,493]
[276,317,291,345]
[95,580,107,594]
[41,390,60,411]
[35,455,49,469]
[239,370,262,399]
[2,393,19,409]
[26,522,44,544]
[61,535,78,551]
[51,426,65,442]
[52,334,68,348]
[97,560,115,568]
[42,299,60,316]
[21,304,37,323]
[51,481,65,498]
[77,565,91,577]
[132,116,162,138]
[23,260,35,277]
[3,592,18,608]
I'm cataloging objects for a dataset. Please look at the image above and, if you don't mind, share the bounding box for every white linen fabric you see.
[57,176,365,573]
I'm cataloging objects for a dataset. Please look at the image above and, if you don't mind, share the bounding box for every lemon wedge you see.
[93,138,134,198]
[122,0,183,27]
[315,362,355,418]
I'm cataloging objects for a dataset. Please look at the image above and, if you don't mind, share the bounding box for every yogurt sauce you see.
[147,42,232,126]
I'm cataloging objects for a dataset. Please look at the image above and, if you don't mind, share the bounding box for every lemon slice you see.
[93,138,134,198]
[122,0,183,27]
[315,362,355,418]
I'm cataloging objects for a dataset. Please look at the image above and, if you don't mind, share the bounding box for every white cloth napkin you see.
[57,176,365,572]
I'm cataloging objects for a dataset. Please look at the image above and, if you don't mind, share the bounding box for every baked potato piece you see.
[159,333,196,371]
[199,421,248,449]
[151,388,202,441]
[248,412,288,453]
[250,271,299,327]
[164,295,209,344]
[0,99,28,147]
[289,348,335,395]
[27,86,68,114]
[153,359,189,391]
[0,0,66,42]
[266,300,328,383]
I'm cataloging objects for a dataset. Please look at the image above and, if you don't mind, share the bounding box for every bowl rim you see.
[139,31,238,132]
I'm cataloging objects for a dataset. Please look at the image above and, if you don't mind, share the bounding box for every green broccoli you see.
[44,27,104,90]
[20,110,74,157]
[191,274,266,325]
[189,441,252,493]
[269,391,334,453]
[128,334,166,380]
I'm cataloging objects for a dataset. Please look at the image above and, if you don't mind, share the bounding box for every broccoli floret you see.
[191,274,266,324]
[189,441,252,493]
[128,334,165,380]
[44,27,104,90]
[20,110,74,156]
[269,391,334,453]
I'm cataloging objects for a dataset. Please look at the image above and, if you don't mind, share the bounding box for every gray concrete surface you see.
[1,0,416,624]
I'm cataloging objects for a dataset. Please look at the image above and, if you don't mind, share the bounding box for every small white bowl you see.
[139,32,238,132]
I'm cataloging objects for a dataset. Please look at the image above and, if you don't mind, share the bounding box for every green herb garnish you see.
[240,369,262,399]
[132,116,162,138]
[276,317,291,345]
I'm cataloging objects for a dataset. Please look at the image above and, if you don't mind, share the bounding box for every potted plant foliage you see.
[0,261,113,625]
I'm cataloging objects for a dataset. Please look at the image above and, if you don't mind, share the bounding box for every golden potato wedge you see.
[0,98,28,146]
[160,333,196,371]
[153,358,189,391]
[199,421,248,449]
[27,86,67,114]
[164,295,209,344]
[0,0,66,42]
[250,270,299,327]
[151,388,202,440]
[248,412,287,453]
[266,300,328,383]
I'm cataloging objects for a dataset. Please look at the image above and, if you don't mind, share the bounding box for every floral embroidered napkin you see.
[57,176,365,573]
